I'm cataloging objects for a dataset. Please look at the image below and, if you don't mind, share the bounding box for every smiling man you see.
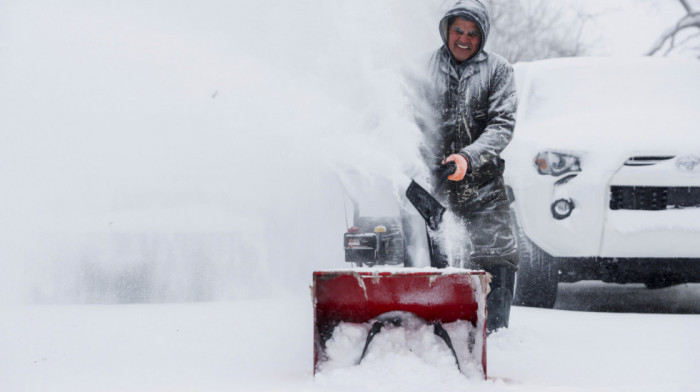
[447,18,482,63]
[415,0,519,333]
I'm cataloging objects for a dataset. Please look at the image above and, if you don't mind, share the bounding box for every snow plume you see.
[0,1,448,303]
[430,211,474,268]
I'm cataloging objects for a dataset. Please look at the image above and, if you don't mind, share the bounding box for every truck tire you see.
[510,209,558,308]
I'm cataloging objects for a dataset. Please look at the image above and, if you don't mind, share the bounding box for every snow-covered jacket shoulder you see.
[425,46,517,175]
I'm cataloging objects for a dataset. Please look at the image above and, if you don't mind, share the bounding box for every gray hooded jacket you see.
[422,0,517,191]
[417,0,518,269]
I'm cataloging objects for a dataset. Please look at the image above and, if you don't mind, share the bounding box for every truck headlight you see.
[535,151,581,176]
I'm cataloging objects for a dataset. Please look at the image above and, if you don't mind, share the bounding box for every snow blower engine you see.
[344,215,404,267]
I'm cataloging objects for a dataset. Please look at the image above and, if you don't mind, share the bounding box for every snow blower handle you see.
[433,161,457,193]
[405,161,456,232]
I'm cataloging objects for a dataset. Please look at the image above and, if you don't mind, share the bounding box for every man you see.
[416,0,518,333]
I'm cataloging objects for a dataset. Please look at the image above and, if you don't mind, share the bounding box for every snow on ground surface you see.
[2,282,699,392]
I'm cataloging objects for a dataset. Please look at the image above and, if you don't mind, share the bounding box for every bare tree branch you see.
[648,11,700,55]
[483,0,591,62]
[678,0,694,13]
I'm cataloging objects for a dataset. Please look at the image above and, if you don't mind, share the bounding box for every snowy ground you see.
[2,282,699,392]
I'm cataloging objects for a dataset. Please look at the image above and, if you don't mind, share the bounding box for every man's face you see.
[447,18,481,63]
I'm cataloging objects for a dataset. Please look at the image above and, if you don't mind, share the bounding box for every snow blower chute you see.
[313,162,489,378]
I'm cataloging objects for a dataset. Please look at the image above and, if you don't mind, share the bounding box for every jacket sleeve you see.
[460,60,517,172]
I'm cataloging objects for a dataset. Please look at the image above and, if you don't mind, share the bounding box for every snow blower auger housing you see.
[313,270,488,378]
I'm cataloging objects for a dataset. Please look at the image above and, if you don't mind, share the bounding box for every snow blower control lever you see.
[405,162,456,231]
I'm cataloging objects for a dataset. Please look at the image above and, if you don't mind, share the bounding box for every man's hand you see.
[443,154,469,181]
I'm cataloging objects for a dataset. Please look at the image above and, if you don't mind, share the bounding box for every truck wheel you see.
[510,209,558,308]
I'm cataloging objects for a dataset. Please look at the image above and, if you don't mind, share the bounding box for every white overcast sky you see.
[574,0,696,56]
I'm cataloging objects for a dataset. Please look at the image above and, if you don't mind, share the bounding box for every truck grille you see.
[623,156,674,166]
[610,186,700,210]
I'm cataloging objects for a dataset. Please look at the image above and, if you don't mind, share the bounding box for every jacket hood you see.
[439,0,490,56]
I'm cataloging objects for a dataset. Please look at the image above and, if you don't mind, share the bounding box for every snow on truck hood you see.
[511,57,700,154]
[511,113,699,154]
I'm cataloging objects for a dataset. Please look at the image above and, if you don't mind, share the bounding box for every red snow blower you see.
[313,270,488,377]
[313,163,490,378]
